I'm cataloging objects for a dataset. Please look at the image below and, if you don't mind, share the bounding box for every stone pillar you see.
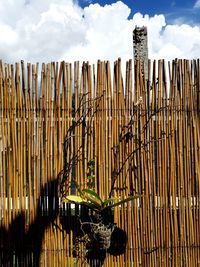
[133,26,148,79]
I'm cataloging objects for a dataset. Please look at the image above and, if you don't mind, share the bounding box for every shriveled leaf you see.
[82,189,102,206]
[62,195,100,211]
[103,195,142,210]
[63,195,84,204]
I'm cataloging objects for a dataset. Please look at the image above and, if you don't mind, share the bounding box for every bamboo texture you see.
[0,59,199,266]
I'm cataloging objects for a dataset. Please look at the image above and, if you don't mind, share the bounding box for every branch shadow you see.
[0,179,59,267]
[0,181,128,267]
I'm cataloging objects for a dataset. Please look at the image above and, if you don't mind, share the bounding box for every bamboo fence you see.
[0,59,199,266]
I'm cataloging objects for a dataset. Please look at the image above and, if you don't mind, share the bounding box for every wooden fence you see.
[0,59,199,266]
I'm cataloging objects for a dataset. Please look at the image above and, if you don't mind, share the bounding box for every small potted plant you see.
[63,186,140,251]
[61,160,141,259]
[58,95,142,265]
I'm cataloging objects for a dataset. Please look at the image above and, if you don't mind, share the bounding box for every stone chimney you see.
[133,26,148,79]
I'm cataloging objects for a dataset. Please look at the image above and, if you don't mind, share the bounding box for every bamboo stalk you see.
[0,59,199,266]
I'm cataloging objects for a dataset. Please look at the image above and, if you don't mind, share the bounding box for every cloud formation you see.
[194,0,200,8]
[0,0,199,64]
[133,12,200,60]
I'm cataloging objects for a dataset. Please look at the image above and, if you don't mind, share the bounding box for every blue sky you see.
[79,0,200,24]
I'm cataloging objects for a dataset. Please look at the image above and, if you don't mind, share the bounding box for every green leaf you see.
[88,159,95,165]
[82,189,102,206]
[103,195,142,210]
[87,175,95,180]
[88,167,94,171]
[103,197,121,207]
[81,201,100,211]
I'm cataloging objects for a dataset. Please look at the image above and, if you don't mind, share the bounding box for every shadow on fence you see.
[0,179,59,267]
[0,179,127,267]
[0,59,199,266]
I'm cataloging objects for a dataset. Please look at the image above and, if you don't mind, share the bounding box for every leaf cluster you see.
[62,188,141,213]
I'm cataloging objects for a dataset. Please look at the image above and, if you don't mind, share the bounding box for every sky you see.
[0,0,199,64]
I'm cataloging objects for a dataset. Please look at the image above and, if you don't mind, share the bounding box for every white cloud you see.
[131,13,200,60]
[0,0,199,64]
[0,0,85,62]
[194,0,200,8]
[65,1,133,63]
